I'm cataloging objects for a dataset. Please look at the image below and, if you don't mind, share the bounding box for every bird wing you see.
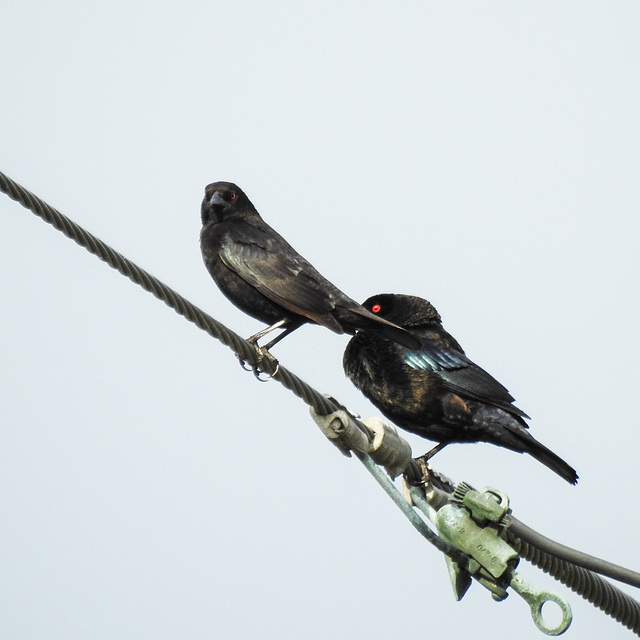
[403,331,529,418]
[218,223,342,329]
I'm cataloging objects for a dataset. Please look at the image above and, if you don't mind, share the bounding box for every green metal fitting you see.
[451,482,511,526]
[435,486,572,635]
[436,502,519,579]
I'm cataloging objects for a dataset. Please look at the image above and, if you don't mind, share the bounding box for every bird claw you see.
[253,366,274,382]
[236,353,280,381]
[415,455,435,485]
[238,357,254,372]
[250,357,280,381]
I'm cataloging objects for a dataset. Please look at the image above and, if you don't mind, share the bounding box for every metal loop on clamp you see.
[510,571,572,636]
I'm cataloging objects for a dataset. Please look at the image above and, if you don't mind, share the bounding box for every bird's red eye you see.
[371,304,381,313]
[230,192,237,200]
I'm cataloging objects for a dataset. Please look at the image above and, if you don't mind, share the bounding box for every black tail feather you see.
[510,429,579,485]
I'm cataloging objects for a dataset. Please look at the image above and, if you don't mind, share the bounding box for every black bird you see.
[343,294,578,484]
[200,182,420,350]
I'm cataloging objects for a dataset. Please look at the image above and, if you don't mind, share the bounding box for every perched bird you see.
[343,294,578,484]
[200,182,420,350]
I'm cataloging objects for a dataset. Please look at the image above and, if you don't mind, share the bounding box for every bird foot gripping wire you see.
[237,346,280,381]
[431,482,572,636]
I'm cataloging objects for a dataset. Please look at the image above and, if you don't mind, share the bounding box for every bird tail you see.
[508,427,579,485]
[474,406,578,484]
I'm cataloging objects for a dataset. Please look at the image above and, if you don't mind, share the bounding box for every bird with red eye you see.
[343,293,578,484]
[199,182,421,363]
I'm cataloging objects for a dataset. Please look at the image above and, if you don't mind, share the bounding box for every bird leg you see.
[426,441,449,460]
[237,319,303,379]
[236,319,287,372]
[411,442,450,487]
[246,318,290,345]
[416,441,449,464]
[237,320,297,380]
[260,324,301,351]
[246,318,303,351]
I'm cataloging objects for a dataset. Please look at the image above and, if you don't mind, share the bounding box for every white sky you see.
[2,2,640,638]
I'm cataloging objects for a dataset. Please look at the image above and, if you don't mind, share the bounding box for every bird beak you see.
[209,191,226,207]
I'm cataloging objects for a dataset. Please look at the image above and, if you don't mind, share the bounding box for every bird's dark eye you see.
[371,304,381,313]
[229,192,237,201]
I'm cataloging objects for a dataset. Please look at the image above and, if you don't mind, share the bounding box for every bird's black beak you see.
[209,191,226,207]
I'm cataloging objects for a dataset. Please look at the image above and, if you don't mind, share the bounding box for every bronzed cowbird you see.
[200,182,420,350]
[343,293,578,484]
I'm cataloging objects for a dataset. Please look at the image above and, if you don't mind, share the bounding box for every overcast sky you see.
[2,2,640,638]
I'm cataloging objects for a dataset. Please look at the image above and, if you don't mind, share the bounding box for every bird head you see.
[363,293,442,328]
[201,181,254,225]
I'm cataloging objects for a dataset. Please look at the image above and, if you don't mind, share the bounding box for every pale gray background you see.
[2,2,639,638]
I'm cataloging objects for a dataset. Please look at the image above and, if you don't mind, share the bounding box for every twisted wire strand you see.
[0,170,338,416]
[508,516,640,589]
[508,534,640,636]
